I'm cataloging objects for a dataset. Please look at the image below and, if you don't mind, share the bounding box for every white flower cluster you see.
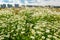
[0,8,60,40]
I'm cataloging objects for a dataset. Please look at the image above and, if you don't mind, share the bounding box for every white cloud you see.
[0,0,60,6]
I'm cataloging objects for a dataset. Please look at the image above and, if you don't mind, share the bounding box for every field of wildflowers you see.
[0,7,60,40]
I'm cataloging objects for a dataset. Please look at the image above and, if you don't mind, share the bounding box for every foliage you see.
[0,8,60,40]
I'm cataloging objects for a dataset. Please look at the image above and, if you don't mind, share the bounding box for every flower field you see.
[0,7,60,40]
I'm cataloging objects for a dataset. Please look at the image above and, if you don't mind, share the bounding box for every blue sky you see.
[2,0,37,4]
[3,0,9,2]
[1,0,55,3]
[1,0,60,2]
[2,0,50,3]
[2,0,25,3]
[0,0,60,6]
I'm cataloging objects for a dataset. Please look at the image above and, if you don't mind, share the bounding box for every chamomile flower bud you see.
[42,36,45,39]
[46,29,50,33]
[30,36,35,39]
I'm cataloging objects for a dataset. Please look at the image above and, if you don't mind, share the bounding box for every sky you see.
[0,0,60,6]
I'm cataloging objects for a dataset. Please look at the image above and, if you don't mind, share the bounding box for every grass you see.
[0,7,60,40]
